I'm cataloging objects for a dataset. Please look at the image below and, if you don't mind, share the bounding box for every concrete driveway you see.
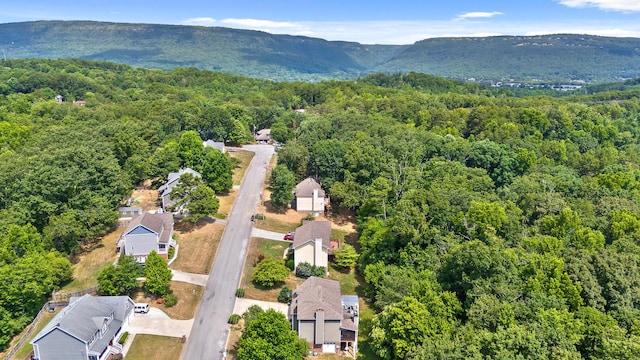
[233,298,289,316]
[251,227,291,242]
[171,269,208,287]
[127,308,194,337]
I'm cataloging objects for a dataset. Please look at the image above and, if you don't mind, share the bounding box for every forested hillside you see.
[3,21,640,82]
[2,59,640,359]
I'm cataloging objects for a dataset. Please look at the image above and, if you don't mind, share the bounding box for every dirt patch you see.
[171,220,224,274]
[226,319,244,360]
[125,188,160,212]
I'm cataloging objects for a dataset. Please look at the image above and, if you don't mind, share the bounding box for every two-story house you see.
[289,277,359,357]
[31,294,135,360]
[116,212,175,263]
[292,220,332,270]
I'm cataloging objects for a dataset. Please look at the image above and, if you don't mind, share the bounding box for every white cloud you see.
[557,0,640,12]
[182,17,217,26]
[456,11,504,20]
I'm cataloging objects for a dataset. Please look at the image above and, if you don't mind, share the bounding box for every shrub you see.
[118,332,129,345]
[228,314,241,324]
[253,258,290,288]
[286,259,295,270]
[168,246,175,260]
[255,213,265,220]
[258,253,265,262]
[236,288,245,297]
[296,262,326,278]
[164,293,178,307]
[278,286,292,303]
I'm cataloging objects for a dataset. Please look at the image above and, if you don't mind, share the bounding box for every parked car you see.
[284,232,295,241]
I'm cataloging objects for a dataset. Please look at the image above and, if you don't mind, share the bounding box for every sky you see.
[2,0,640,44]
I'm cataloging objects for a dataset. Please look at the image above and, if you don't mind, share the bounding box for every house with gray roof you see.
[289,277,358,357]
[116,212,175,263]
[255,128,271,143]
[292,220,332,270]
[203,140,225,153]
[295,177,327,214]
[31,294,134,360]
[157,168,201,210]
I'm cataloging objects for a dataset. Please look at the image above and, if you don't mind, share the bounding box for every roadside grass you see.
[125,334,184,360]
[253,215,299,233]
[63,226,123,292]
[230,149,254,186]
[240,238,303,302]
[215,189,236,219]
[226,319,245,360]
[6,309,61,360]
[171,221,224,274]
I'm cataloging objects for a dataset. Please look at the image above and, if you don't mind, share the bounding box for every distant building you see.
[55,95,63,103]
[255,128,271,143]
[203,140,226,153]
[73,100,86,106]
[158,168,202,210]
[295,177,327,214]
[31,294,134,360]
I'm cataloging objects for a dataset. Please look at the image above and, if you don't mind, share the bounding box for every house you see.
[292,220,331,269]
[116,212,175,263]
[289,277,359,357]
[295,177,327,214]
[255,128,271,143]
[157,168,201,210]
[203,140,226,153]
[72,100,86,106]
[31,294,135,360]
[117,207,142,218]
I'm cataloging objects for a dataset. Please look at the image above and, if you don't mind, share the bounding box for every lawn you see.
[171,221,224,274]
[239,238,303,302]
[253,214,300,233]
[230,149,254,186]
[4,309,61,360]
[131,281,203,320]
[63,226,123,292]
[125,334,184,360]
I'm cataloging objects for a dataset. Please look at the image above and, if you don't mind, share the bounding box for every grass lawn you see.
[226,319,244,360]
[171,221,224,274]
[63,226,123,292]
[125,334,184,360]
[240,238,303,302]
[4,309,61,360]
[131,281,203,320]
[230,149,254,186]
[215,189,236,219]
[253,214,300,233]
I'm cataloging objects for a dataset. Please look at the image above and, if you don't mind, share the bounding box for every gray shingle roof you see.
[295,177,325,198]
[124,212,174,243]
[158,168,201,196]
[32,295,134,345]
[290,277,342,320]
[203,140,225,152]
[292,220,331,249]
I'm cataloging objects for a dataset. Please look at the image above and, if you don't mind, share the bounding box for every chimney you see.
[314,237,323,266]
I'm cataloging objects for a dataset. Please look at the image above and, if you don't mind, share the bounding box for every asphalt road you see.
[181,144,274,360]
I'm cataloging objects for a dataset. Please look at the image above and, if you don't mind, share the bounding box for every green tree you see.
[171,173,220,222]
[197,147,233,193]
[332,243,359,269]
[144,251,172,297]
[97,254,142,296]
[237,308,309,360]
[253,258,290,288]
[178,130,203,168]
[269,165,296,211]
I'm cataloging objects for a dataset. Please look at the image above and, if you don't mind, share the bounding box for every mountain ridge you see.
[1,20,640,82]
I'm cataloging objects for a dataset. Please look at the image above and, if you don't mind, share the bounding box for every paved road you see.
[181,145,274,360]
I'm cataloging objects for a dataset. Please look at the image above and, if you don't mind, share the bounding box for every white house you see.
[292,220,332,269]
[203,140,225,153]
[294,177,327,214]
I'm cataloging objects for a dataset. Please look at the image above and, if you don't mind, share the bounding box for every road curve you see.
[181,144,274,360]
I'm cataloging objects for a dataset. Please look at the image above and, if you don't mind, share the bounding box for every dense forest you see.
[3,21,640,82]
[2,58,640,359]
